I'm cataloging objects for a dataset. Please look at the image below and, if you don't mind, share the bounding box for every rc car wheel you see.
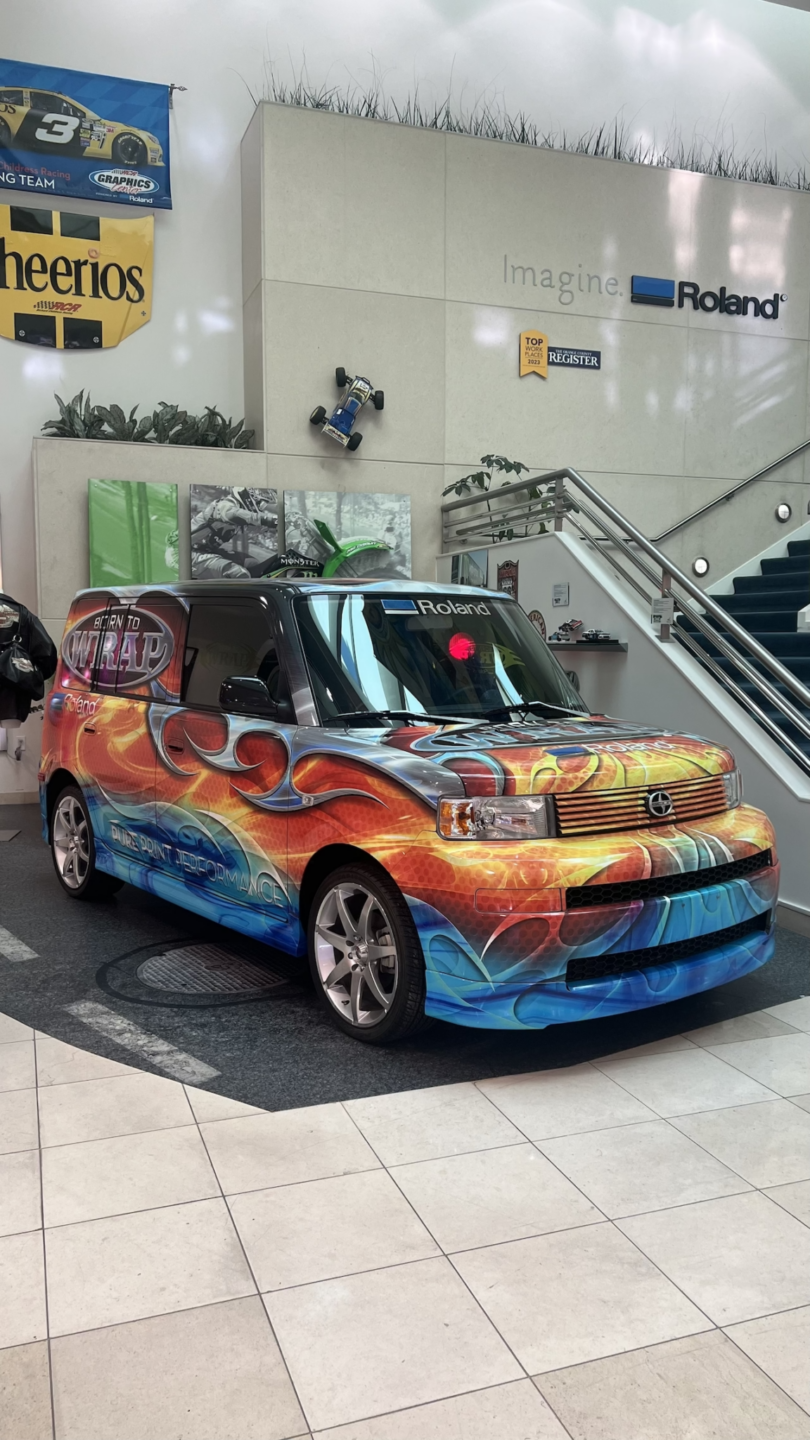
[373,390,384,411]
[347,432,363,451]
[335,367,347,388]
[309,406,327,425]
[308,863,431,1044]
[111,133,147,167]
[50,786,123,901]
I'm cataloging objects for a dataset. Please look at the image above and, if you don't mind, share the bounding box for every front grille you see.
[554,773,728,836]
[566,913,769,985]
[565,849,772,910]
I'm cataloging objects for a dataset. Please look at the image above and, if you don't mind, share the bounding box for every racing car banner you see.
[0,59,171,209]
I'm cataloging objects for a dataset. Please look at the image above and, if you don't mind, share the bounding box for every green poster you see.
[88,479,179,587]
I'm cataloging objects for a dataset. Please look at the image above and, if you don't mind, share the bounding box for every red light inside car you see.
[449,633,476,661]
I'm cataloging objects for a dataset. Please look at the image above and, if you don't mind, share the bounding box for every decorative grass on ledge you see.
[258,66,810,194]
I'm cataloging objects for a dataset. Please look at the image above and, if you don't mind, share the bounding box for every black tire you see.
[50,785,123,901]
[308,863,431,1044]
[0,119,10,148]
[111,133,147,167]
[335,367,347,388]
[310,405,327,426]
[347,432,362,451]
[373,390,384,411]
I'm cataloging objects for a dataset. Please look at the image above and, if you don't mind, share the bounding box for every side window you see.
[0,90,25,106]
[183,602,284,710]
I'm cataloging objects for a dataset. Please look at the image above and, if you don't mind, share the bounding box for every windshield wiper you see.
[327,709,469,727]
[482,699,588,722]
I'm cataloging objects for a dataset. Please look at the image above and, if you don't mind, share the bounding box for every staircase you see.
[678,538,810,760]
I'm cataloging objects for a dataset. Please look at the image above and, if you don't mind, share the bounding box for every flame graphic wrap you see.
[40,596,778,1029]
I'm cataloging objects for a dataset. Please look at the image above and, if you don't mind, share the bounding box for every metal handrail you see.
[653,436,810,544]
[441,465,810,769]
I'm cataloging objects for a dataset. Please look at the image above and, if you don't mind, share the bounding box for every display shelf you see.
[547,641,628,652]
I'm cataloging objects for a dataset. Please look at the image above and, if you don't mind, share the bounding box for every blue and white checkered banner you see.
[0,60,171,209]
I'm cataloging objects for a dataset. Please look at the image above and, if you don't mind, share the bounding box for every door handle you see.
[166,742,185,753]
[83,725,96,734]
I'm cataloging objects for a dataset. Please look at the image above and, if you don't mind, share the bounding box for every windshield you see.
[295,593,586,723]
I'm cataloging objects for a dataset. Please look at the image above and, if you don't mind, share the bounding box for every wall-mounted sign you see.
[528,609,546,638]
[519,329,547,377]
[0,59,171,209]
[548,346,601,369]
[631,274,785,320]
[0,203,153,348]
[552,582,569,608]
[497,560,519,600]
[520,330,601,376]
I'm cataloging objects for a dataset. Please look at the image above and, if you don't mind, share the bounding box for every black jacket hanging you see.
[0,593,58,724]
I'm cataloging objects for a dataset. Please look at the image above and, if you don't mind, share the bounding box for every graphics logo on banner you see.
[519,330,601,376]
[0,203,153,348]
[0,60,171,209]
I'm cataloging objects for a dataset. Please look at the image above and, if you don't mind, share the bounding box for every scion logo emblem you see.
[646,789,674,819]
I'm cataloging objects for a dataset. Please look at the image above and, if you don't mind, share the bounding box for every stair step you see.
[761,556,810,577]
[711,653,810,683]
[733,571,810,594]
[678,620,810,656]
[788,538,810,556]
[717,590,808,612]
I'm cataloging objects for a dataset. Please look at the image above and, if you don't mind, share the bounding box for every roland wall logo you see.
[631,274,786,320]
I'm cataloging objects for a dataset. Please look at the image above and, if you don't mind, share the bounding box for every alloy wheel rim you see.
[53,796,90,890]
[314,884,398,1028]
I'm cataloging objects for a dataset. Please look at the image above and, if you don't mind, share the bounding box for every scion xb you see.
[39,580,779,1043]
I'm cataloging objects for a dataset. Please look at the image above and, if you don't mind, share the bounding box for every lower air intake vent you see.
[566,850,772,910]
[566,912,770,986]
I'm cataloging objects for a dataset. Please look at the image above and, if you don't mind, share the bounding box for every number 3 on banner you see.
[34,114,80,143]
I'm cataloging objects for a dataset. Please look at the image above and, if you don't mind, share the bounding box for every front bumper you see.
[422,916,774,1029]
[403,805,779,1030]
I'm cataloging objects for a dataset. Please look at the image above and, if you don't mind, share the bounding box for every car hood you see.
[376,715,735,798]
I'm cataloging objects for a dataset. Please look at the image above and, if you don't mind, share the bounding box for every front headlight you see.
[722,769,743,808]
[437,795,555,840]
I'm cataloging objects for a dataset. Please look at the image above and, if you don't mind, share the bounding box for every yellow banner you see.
[519,328,548,378]
[0,204,152,349]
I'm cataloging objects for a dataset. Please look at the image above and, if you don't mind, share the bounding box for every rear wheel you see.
[347,432,362,451]
[310,405,327,425]
[335,367,347,388]
[308,864,430,1043]
[51,786,122,901]
[373,390,384,411]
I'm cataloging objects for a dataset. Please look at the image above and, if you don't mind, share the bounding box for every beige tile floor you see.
[1,1001,810,1440]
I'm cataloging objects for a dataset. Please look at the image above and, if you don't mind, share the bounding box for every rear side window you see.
[183,602,280,709]
[57,593,186,700]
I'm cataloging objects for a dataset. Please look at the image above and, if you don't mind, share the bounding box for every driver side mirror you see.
[219,675,292,720]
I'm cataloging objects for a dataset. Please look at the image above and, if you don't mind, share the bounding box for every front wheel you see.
[347,431,362,451]
[308,864,430,1043]
[111,133,147,167]
[51,786,122,901]
[310,405,327,426]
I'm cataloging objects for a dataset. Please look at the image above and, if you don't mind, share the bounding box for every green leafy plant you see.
[443,454,552,542]
[42,392,254,448]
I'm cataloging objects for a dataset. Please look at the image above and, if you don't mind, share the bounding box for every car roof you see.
[73,578,505,602]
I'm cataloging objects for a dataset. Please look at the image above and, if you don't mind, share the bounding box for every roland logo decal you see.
[417,599,491,616]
